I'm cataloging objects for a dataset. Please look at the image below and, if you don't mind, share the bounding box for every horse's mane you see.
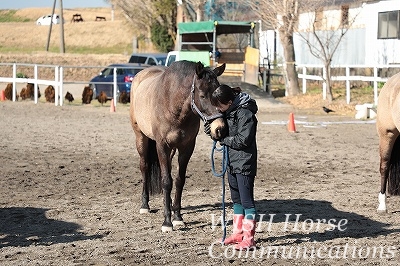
[167,60,215,82]
[168,60,195,76]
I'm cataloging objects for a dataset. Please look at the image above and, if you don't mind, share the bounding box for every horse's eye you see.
[199,93,206,99]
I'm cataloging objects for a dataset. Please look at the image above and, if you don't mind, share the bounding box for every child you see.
[210,84,258,250]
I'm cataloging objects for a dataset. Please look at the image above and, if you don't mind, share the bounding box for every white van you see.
[165,51,211,67]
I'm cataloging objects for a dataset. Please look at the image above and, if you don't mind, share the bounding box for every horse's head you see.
[191,62,227,140]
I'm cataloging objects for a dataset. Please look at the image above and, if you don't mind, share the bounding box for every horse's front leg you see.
[157,144,174,232]
[172,140,196,227]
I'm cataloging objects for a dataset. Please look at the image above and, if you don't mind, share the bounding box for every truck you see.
[165,51,211,67]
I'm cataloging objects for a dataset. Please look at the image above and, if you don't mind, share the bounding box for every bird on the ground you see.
[65,91,74,103]
[98,91,108,106]
[323,106,334,113]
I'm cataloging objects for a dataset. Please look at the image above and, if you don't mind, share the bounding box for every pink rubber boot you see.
[223,214,244,245]
[234,219,256,250]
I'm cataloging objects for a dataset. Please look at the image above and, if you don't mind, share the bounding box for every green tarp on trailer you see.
[178,21,255,35]
[177,20,255,52]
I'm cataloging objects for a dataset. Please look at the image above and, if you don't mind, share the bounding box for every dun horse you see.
[377,72,400,212]
[130,61,227,232]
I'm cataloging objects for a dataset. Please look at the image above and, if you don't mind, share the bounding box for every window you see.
[102,68,113,76]
[378,10,400,39]
[147,58,156,65]
[129,55,147,64]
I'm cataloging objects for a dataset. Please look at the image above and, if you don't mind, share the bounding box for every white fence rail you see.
[297,64,400,105]
[1,63,400,106]
[0,63,120,107]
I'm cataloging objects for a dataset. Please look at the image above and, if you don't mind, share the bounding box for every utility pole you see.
[45,0,56,51]
[45,0,65,53]
[59,0,65,53]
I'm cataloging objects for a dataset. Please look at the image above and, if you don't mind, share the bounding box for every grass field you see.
[0,7,148,54]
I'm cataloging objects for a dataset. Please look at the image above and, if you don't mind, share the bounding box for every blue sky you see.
[0,0,110,9]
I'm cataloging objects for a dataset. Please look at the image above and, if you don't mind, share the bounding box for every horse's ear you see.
[195,61,205,78]
[213,63,226,77]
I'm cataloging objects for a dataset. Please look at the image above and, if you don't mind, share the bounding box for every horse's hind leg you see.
[134,131,151,213]
[377,132,398,213]
[172,140,196,227]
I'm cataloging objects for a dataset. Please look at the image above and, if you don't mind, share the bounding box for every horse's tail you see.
[147,139,162,195]
[388,136,400,195]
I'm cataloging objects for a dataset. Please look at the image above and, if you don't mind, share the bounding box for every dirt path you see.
[1,91,399,265]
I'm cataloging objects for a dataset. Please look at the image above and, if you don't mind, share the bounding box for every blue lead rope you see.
[210,140,229,244]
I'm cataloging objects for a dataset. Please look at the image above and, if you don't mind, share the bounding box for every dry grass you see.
[0,21,132,53]
[0,7,154,54]
[272,84,379,117]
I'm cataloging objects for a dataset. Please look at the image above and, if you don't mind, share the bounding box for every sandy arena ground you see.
[1,87,399,265]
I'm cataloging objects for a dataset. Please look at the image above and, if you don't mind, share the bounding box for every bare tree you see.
[211,1,255,51]
[180,0,207,22]
[296,0,363,102]
[245,0,301,96]
[108,0,177,49]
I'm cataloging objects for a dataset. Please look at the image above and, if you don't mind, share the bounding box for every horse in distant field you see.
[130,61,227,232]
[377,72,400,212]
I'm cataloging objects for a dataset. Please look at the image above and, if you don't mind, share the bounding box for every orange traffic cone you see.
[288,112,296,132]
[110,98,116,112]
[0,90,5,101]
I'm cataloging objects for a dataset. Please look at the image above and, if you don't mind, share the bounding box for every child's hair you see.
[211,84,241,106]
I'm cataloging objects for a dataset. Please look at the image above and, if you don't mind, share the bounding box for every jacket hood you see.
[227,92,258,114]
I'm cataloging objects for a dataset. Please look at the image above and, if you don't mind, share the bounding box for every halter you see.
[190,74,223,122]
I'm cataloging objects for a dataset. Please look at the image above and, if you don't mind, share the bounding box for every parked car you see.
[128,53,167,66]
[36,14,60,25]
[89,63,149,101]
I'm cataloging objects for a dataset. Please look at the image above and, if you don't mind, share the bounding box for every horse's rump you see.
[131,66,166,139]
[377,71,400,196]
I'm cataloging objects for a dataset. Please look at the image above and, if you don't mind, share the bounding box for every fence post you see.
[302,66,306,94]
[113,67,117,107]
[374,66,378,106]
[346,66,350,104]
[262,68,267,94]
[55,66,59,106]
[59,66,63,106]
[34,64,38,104]
[322,67,326,100]
[12,63,17,102]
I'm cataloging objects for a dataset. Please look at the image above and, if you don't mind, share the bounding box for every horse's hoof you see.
[172,220,185,227]
[377,208,388,214]
[139,208,150,214]
[161,226,173,232]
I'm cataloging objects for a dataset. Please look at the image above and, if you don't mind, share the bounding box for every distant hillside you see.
[0,8,160,81]
[0,7,155,54]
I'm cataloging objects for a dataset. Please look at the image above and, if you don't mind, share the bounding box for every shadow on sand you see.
[183,198,400,244]
[0,207,103,248]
